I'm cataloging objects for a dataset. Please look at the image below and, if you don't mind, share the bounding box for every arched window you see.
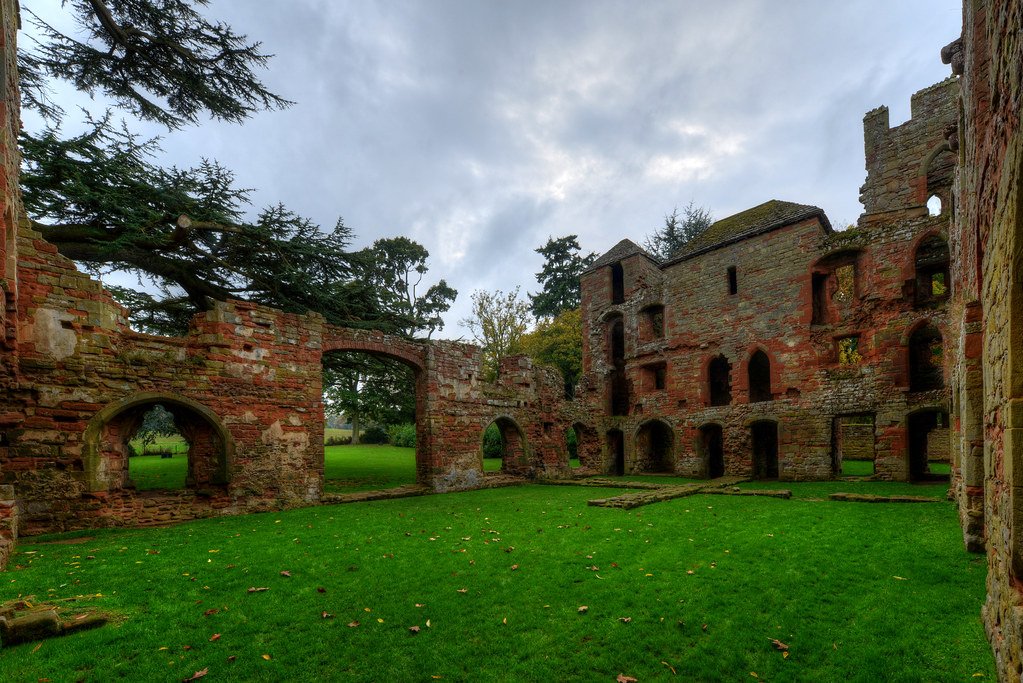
[909,324,944,391]
[914,235,950,305]
[607,315,629,416]
[748,350,772,403]
[708,355,732,406]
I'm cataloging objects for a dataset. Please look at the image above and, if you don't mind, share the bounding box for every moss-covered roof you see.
[662,199,831,266]
[585,239,659,273]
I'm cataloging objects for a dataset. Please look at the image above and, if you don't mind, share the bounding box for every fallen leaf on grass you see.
[661,660,677,675]
[280,571,291,578]
[616,675,637,683]
[377,618,384,623]
[415,603,425,608]
[227,655,236,662]
[262,654,271,660]
[209,633,221,642]
[617,617,631,623]
[203,608,219,616]
[770,639,788,651]
[578,606,588,613]
[247,587,269,593]
[783,652,789,659]
[426,619,431,628]
[893,576,907,580]
[347,621,360,627]
[409,625,420,634]
[321,611,334,619]
[182,668,209,682]
[317,588,326,593]
[457,589,468,594]
[32,643,42,652]
[510,565,518,571]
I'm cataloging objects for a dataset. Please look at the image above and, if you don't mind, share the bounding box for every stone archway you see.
[82,392,233,492]
[635,420,674,473]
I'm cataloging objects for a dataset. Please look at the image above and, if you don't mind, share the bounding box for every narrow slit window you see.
[727,267,737,295]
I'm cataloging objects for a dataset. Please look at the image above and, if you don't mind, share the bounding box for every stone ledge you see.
[828,492,943,503]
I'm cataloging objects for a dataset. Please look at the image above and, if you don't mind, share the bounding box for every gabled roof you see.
[585,239,659,273]
[662,200,832,266]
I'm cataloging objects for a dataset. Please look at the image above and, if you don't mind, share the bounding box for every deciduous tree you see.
[461,287,532,381]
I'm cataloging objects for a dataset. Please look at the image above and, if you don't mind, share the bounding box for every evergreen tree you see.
[528,235,596,319]
[643,200,712,260]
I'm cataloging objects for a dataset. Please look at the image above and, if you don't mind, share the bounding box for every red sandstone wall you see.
[950,1,1023,679]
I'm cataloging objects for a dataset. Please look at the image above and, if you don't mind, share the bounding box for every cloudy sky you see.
[22,1,962,340]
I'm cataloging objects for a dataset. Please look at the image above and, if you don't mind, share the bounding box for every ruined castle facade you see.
[0,0,1021,677]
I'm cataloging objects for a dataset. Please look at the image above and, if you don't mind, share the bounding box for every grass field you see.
[325,445,417,492]
[2,483,994,682]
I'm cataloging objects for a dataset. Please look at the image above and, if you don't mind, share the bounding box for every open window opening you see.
[727,266,738,295]
[639,304,665,342]
[607,429,625,476]
[909,324,944,392]
[837,336,863,365]
[833,264,855,304]
[927,194,943,216]
[607,315,630,416]
[322,351,423,491]
[748,350,772,403]
[127,404,189,491]
[569,423,599,470]
[708,355,732,406]
[699,423,725,478]
[482,417,528,473]
[907,409,950,481]
[914,235,950,306]
[611,263,625,304]
[641,362,666,392]
[751,421,779,479]
[811,251,862,324]
[635,420,674,474]
[833,414,875,477]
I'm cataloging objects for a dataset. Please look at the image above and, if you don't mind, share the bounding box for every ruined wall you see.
[0,0,19,569]
[2,219,327,535]
[577,82,954,483]
[949,0,1023,679]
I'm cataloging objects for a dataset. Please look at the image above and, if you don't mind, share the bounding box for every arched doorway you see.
[570,422,599,470]
[482,416,528,472]
[700,424,724,478]
[635,420,674,473]
[83,393,233,493]
[748,350,772,403]
[751,420,779,479]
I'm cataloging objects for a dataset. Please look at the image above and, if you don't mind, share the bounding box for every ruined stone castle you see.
[0,0,1020,678]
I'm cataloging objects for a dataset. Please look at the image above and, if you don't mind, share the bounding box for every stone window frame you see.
[810,249,864,326]
[745,346,775,403]
[836,335,863,364]
[82,392,234,492]
[911,231,951,307]
[481,415,530,472]
[727,266,738,295]
[638,304,666,343]
[706,353,733,407]
[640,361,667,392]
[610,262,625,304]
[901,317,946,392]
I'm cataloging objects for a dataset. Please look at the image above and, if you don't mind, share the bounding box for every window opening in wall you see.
[635,421,674,473]
[482,417,527,473]
[642,363,666,392]
[909,325,944,391]
[611,263,624,304]
[127,404,189,491]
[927,194,942,216]
[700,424,724,478]
[833,264,855,304]
[751,421,779,479]
[811,272,828,324]
[608,316,630,416]
[708,355,732,406]
[907,410,951,481]
[748,350,772,403]
[914,235,950,306]
[837,336,862,364]
[833,414,875,477]
[569,423,598,470]
[727,266,737,295]
[640,305,665,341]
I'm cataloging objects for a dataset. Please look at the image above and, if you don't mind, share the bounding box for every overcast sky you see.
[22,1,962,340]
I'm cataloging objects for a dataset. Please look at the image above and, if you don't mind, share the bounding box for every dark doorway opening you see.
[908,410,950,482]
[607,429,625,476]
[608,317,630,416]
[751,421,779,479]
[701,424,724,478]
[636,421,674,473]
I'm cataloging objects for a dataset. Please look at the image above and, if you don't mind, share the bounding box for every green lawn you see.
[841,459,874,477]
[325,445,418,492]
[1,485,994,682]
[129,454,188,490]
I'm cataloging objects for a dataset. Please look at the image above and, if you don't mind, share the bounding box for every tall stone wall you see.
[948,0,1023,679]
[577,80,955,483]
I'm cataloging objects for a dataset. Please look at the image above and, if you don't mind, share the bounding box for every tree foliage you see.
[461,287,532,382]
[516,308,584,398]
[134,404,180,451]
[643,200,712,260]
[20,0,292,129]
[528,235,596,319]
